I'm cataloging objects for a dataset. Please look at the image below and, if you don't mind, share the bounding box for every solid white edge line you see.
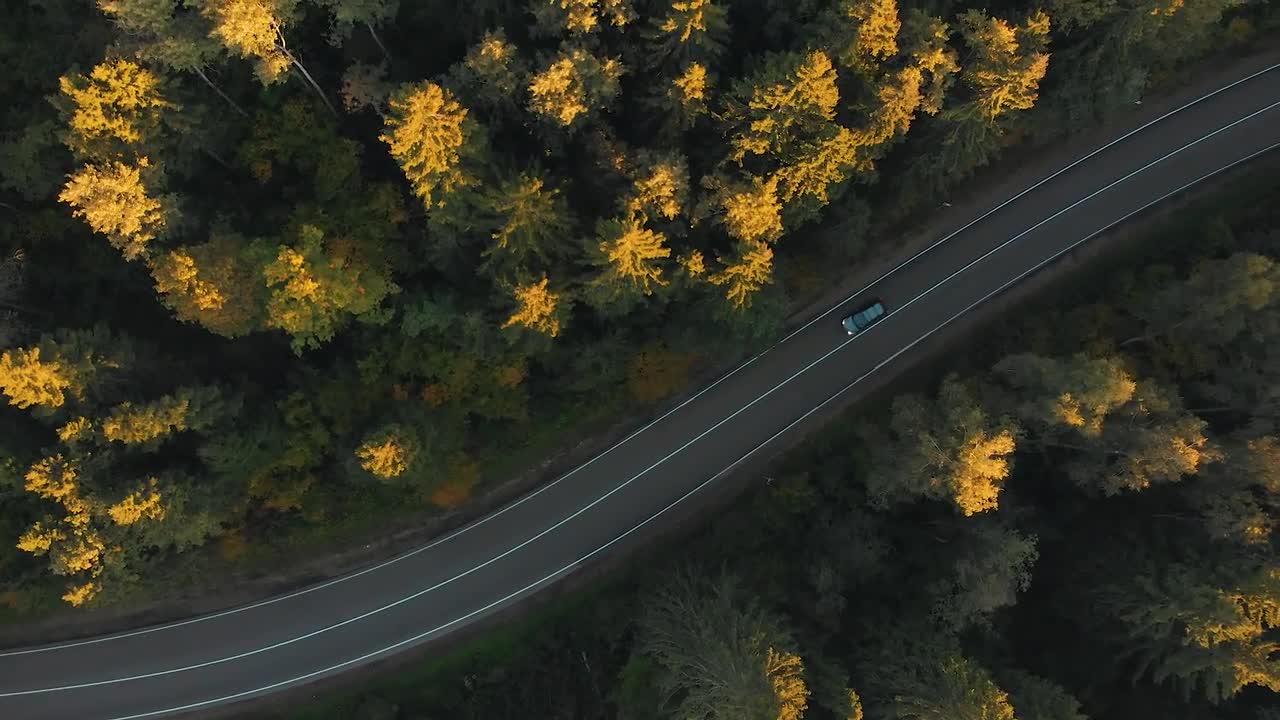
[96,138,1280,720]
[8,83,1277,701]
[3,60,1276,658]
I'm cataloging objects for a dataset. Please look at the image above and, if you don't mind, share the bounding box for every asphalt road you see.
[2,62,1279,720]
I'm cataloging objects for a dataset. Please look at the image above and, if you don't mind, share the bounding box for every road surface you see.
[2,62,1279,720]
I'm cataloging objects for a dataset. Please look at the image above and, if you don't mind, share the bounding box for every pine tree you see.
[637,569,810,720]
[862,374,1021,515]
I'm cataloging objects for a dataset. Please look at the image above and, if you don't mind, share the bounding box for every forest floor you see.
[3,45,1278,650]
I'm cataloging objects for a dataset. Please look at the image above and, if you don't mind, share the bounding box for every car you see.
[842,299,886,336]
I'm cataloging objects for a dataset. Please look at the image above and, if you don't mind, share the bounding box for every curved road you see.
[3,63,1280,720]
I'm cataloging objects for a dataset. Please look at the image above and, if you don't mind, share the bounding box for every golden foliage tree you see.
[60,158,172,262]
[593,213,672,297]
[533,0,635,36]
[502,276,565,338]
[650,61,712,133]
[720,175,784,244]
[201,0,337,113]
[624,151,690,221]
[865,375,1022,515]
[726,50,839,164]
[107,477,165,526]
[380,81,481,208]
[957,9,1051,122]
[15,455,107,605]
[262,225,398,352]
[356,424,417,480]
[646,0,730,67]
[0,329,121,412]
[527,47,624,129]
[59,58,175,160]
[710,239,775,309]
[902,10,960,115]
[100,386,225,446]
[835,0,901,67]
[0,347,78,411]
[150,233,263,338]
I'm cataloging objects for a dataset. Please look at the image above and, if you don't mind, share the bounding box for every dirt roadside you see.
[3,45,1278,649]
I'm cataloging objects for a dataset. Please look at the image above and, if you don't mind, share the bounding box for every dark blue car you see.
[842,299,886,336]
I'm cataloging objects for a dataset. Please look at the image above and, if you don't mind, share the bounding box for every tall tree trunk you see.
[284,49,338,117]
[193,67,249,117]
[366,22,391,62]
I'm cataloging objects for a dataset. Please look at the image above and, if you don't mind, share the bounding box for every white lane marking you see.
[5,58,1274,660]
[8,87,1277,700]
[92,140,1280,720]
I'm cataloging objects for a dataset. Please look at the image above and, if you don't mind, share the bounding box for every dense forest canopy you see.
[0,0,1273,610]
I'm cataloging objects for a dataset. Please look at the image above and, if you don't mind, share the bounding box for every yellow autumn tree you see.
[650,61,712,132]
[60,158,171,262]
[203,0,337,113]
[0,330,117,412]
[624,151,689,220]
[595,213,672,295]
[381,82,480,208]
[0,347,77,410]
[502,276,564,337]
[836,0,901,67]
[528,47,624,129]
[356,424,417,480]
[646,0,730,66]
[15,455,108,606]
[726,50,839,164]
[710,239,774,309]
[903,10,960,115]
[59,58,174,160]
[858,66,925,147]
[775,127,863,205]
[150,234,262,338]
[107,478,165,526]
[203,0,291,81]
[867,375,1021,515]
[767,648,811,720]
[957,9,1051,122]
[533,0,635,36]
[262,225,399,352]
[100,386,226,449]
[721,175,784,244]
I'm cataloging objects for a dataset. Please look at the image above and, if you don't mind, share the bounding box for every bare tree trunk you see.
[202,147,231,169]
[284,49,338,117]
[366,22,391,62]
[193,67,249,117]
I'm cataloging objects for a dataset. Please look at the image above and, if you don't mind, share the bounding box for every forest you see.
[279,168,1280,720]
[0,0,1275,613]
